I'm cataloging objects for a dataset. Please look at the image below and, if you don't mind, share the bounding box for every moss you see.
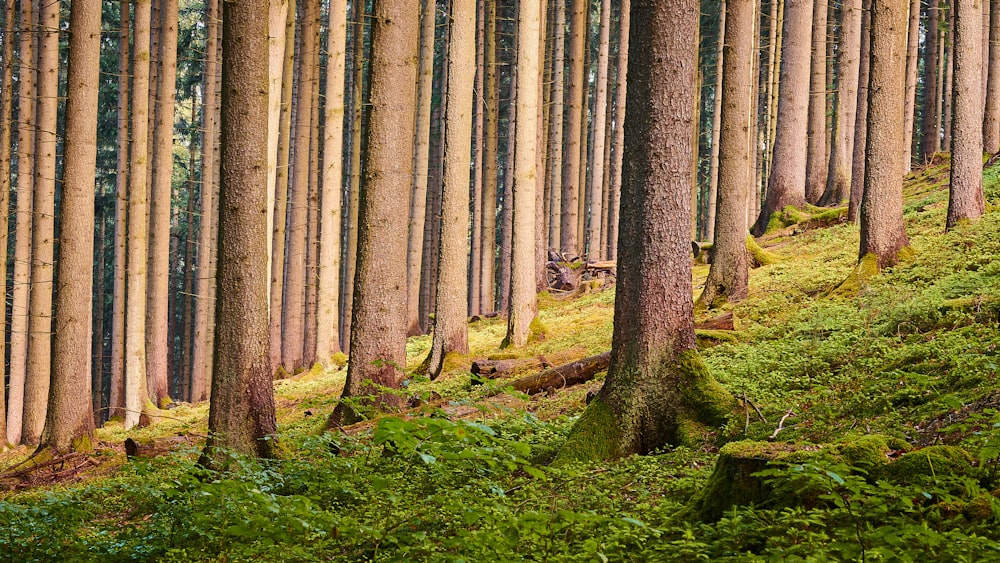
[689,441,791,522]
[72,432,95,454]
[677,350,736,427]
[674,416,711,449]
[827,253,880,298]
[329,352,348,368]
[695,329,740,346]
[551,398,624,465]
[159,396,174,410]
[746,236,780,267]
[882,445,977,484]
[528,316,547,344]
[439,351,470,375]
[837,434,899,471]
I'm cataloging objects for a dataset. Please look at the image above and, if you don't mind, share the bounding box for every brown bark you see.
[607,0,629,261]
[861,0,910,268]
[7,0,35,444]
[471,346,588,379]
[587,0,613,258]
[849,0,872,222]
[943,4,955,149]
[751,0,814,236]
[203,0,278,461]
[511,352,611,395]
[903,0,920,169]
[328,0,419,428]
[820,0,862,206]
[481,0,499,312]
[700,0,756,307]
[469,0,485,316]
[0,0,14,445]
[984,0,1000,151]
[947,0,986,229]
[922,0,941,160]
[560,0,586,255]
[547,0,565,249]
[304,55,321,364]
[23,0,61,445]
[706,3,726,244]
[426,0,477,377]
[343,0,365,346]
[806,0,828,203]
[266,0,290,302]
[558,0,733,462]
[40,0,101,452]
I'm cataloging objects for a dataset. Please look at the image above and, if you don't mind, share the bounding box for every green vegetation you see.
[4,163,1000,560]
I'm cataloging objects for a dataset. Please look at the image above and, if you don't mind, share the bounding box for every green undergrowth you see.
[5,160,1000,560]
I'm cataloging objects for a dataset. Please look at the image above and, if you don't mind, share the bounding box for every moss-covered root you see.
[827,253,880,298]
[687,440,787,522]
[551,398,625,465]
[746,235,779,268]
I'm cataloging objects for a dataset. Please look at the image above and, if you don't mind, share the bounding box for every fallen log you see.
[471,346,588,380]
[508,351,612,395]
[694,311,735,331]
[124,434,202,459]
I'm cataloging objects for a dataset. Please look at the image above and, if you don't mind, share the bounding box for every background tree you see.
[820,0,862,206]
[0,0,13,447]
[557,0,734,462]
[561,0,586,255]
[947,0,986,229]
[805,0,828,203]
[983,0,1000,152]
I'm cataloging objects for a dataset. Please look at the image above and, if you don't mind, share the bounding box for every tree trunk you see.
[699,0,756,307]
[406,0,436,337]
[0,0,13,445]
[23,0,62,445]
[921,0,941,160]
[426,0,476,377]
[849,0,872,222]
[984,0,1000,151]
[766,0,785,183]
[470,0,486,316]
[819,0,862,206]
[316,0,347,363]
[94,205,108,415]
[503,0,540,348]
[343,0,366,347]
[557,0,733,462]
[547,0,565,250]
[146,0,179,408]
[40,0,101,452]
[706,3,726,244]
[535,1,549,291]
[607,0,629,261]
[191,0,221,402]
[806,0,828,203]
[511,351,611,395]
[943,3,955,149]
[266,0,289,303]
[481,0,499,313]
[498,89,516,316]
[327,0,419,428]
[203,0,278,461]
[561,0,586,255]
[903,0,920,169]
[861,0,910,268]
[303,52,321,365]
[948,0,986,229]
[587,0,613,258]
[751,0,814,236]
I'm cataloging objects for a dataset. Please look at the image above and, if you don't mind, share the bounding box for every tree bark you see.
[806,0,828,203]
[820,0,862,206]
[557,0,733,462]
[266,0,290,304]
[547,0,565,250]
[343,0,366,347]
[23,0,62,445]
[587,0,613,258]
[861,0,910,268]
[751,0,814,236]
[700,0,756,307]
[203,0,278,461]
[561,0,586,255]
[948,0,986,229]
[607,0,629,261]
[481,0,499,313]
[706,3,726,244]
[470,0,486,316]
[328,0,419,428]
[426,0,477,377]
[511,351,611,395]
[921,0,941,160]
[849,0,872,222]
[8,0,35,445]
[984,0,1000,151]
[303,50,321,365]
[0,0,14,445]
[903,0,920,169]
[40,0,101,452]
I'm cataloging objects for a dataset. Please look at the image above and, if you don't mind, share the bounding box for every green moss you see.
[828,253,880,297]
[695,329,740,346]
[329,352,348,368]
[528,316,548,344]
[72,432,94,454]
[551,398,624,465]
[747,236,780,267]
[674,416,711,448]
[837,434,900,471]
[688,440,788,522]
[883,445,977,484]
[677,350,736,427]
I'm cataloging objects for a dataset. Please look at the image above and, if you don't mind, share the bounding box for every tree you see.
[425,0,477,377]
[903,0,920,170]
[125,0,154,430]
[39,0,101,453]
[587,0,612,258]
[706,2,726,244]
[23,0,62,445]
[606,0,629,261]
[266,0,290,294]
[316,0,348,363]
[849,0,872,222]
[481,0,498,312]
[547,0,565,249]
[327,0,419,428]
[561,0,586,255]
[948,0,986,229]
[984,0,1000,152]
[503,0,541,349]
[751,0,814,236]
[921,0,941,160]
[0,0,13,447]
[860,0,910,268]
[806,0,828,203]
[699,0,756,307]
[557,0,734,462]
[819,0,862,206]
[202,0,277,461]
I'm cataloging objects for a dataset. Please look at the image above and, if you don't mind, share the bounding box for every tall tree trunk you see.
[861,0,910,268]
[303,54,321,365]
[179,145,197,402]
[202,0,278,461]
[560,0,586,255]
[94,207,108,416]
[268,0,295,373]
[806,0,828,203]
[849,0,872,221]
[191,0,221,402]
[984,0,1000,152]
[948,0,986,229]
[147,0,179,407]
[343,0,365,348]
[557,0,733,462]
[283,0,319,372]
[921,0,941,160]
[586,0,613,258]
[266,0,290,309]
[547,0,565,249]
[426,0,477,377]
[700,0,756,307]
[23,0,62,445]
[481,0,499,312]
[498,85,516,315]
[316,0,347,363]
[504,0,540,348]
[751,0,814,236]
[0,0,14,446]
[39,0,101,452]
[7,0,35,445]
[328,0,419,427]
[943,0,955,149]
[706,3,726,243]
[535,0,549,290]
[903,0,920,169]
[606,0,629,261]
[819,0,862,206]
[766,0,785,181]
[406,0,435,336]
[469,0,485,316]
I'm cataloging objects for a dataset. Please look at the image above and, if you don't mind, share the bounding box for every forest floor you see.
[4,155,1000,561]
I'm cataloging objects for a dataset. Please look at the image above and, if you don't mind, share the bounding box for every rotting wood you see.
[504,351,612,395]
[471,345,588,380]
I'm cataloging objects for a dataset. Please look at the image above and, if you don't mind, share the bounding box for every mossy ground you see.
[4,158,1000,560]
